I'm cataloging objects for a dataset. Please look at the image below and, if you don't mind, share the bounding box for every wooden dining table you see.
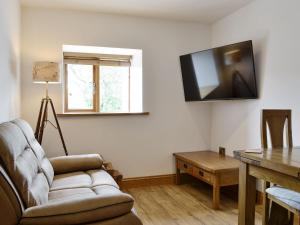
[234,147,300,225]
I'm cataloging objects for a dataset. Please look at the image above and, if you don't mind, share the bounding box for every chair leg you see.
[262,181,271,225]
[289,213,294,225]
[268,201,290,225]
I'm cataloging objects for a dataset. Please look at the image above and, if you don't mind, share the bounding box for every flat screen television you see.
[180,40,258,101]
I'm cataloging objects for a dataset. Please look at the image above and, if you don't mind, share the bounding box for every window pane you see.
[100,66,129,113]
[67,64,94,110]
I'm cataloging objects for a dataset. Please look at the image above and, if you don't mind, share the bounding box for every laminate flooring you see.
[125,183,262,225]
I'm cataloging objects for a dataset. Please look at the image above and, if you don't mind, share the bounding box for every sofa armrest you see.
[50,154,103,175]
[20,189,134,225]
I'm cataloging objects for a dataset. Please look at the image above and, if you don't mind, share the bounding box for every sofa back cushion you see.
[12,119,54,185]
[0,122,49,208]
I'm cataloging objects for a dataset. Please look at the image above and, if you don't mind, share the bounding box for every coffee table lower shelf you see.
[174,151,239,209]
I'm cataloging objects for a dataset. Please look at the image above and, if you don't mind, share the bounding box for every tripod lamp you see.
[33,62,69,156]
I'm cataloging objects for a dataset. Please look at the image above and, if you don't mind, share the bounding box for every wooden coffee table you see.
[173,151,239,209]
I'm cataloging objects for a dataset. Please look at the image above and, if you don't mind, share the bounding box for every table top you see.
[173,150,239,173]
[234,147,300,178]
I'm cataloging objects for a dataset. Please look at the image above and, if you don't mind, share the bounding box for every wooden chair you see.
[261,109,300,225]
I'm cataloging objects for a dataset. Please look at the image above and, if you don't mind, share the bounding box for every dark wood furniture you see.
[103,161,123,186]
[261,109,296,225]
[234,147,300,225]
[173,151,239,209]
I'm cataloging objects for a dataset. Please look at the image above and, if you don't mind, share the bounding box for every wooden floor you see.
[125,183,262,225]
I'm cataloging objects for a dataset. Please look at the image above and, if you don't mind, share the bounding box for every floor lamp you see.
[33,62,69,156]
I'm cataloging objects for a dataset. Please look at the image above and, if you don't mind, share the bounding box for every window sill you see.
[57,112,150,117]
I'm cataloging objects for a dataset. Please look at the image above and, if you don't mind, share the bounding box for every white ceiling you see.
[21,0,254,23]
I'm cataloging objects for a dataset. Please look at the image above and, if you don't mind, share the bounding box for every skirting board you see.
[121,173,209,189]
[121,174,176,189]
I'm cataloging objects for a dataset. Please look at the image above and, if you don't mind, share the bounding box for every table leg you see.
[262,181,270,225]
[213,175,220,209]
[238,162,256,225]
[176,168,181,185]
[175,159,181,185]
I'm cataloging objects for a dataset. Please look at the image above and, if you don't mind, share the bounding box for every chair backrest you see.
[261,109,293,148]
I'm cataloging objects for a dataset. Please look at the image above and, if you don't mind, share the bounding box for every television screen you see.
[180,40,258,101]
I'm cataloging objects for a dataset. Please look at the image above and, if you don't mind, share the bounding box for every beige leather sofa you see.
[0,119,142,225]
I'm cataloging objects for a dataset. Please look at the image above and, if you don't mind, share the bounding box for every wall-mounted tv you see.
[180,40,258,101]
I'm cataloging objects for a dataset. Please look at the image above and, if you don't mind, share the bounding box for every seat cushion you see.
[12,119,54,186]
[51,170,118,191]
[266,186,300,210]
[20,185,134,225]
[0,122,49,208]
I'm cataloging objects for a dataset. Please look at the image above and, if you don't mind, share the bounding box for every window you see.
[63,46,142,113]
[100,65,130,112]
[66,64,95,111]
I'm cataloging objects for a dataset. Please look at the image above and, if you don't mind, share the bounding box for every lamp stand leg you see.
[38,99,48,144]
[35,98,45,139]
[49,99,68,156]
[35,97,69,156]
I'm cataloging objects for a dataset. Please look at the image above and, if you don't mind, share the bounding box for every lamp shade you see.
[33,62,60,83]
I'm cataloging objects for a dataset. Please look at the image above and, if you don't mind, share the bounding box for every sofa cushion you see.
[0,122,49,208]
[20,185,134,225]
[88,170,118,188]
[50,170,118,191]
[12,119,54,186]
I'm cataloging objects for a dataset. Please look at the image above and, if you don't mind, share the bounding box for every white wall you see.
[0,0,21,123]
[21,7,212,178]
[210,0,300,154]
